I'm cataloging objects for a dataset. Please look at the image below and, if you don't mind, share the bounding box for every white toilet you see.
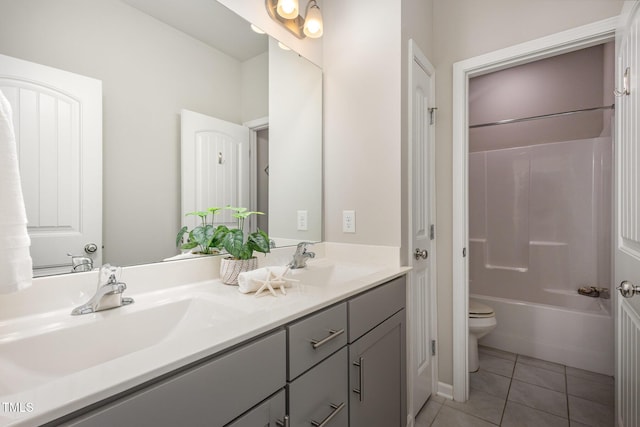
[468,299,497,372]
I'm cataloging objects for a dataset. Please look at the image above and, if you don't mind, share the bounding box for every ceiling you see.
[120,0,268,61]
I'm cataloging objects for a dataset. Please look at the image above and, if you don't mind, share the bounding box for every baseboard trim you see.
[406,414,414,427]
[436,382,453,400]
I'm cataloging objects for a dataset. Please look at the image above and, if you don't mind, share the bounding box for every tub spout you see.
[577,286,610,299]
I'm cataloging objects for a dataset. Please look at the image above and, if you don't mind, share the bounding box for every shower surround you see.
[469,136,613,374]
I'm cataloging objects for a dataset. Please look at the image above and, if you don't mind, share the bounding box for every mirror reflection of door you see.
[180,109,250,232]
[0,53,102,276]
[256,128,269,234]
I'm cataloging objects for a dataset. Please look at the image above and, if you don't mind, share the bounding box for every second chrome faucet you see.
[289,242,316,269]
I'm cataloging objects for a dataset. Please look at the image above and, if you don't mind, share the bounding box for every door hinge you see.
[462,247,467,257]
[431,340,436,356]
[429,107,438,125]
[430,224,435,240]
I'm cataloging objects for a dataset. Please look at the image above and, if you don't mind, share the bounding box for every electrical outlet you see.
[343,210,356,233]
[297,210,308,231]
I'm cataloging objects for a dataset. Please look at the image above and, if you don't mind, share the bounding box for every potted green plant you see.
[215,206,270,285]
[175,207,223,255]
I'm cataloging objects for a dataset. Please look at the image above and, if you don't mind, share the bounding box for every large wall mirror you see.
[0,0,323,276]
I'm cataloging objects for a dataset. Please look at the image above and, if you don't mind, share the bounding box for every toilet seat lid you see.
[469,299,494,316]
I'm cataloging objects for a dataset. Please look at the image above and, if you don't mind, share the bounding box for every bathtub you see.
[473,293,614,375]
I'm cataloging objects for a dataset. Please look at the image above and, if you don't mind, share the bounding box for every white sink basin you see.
[289,258,383,287]
[0,295,244,395]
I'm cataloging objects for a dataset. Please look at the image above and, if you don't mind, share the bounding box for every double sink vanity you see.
[0,243,409,426]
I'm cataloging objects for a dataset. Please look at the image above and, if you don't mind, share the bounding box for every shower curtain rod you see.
[469,104,615,129]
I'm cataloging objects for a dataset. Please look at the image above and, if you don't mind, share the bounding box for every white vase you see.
[219,257,258,285]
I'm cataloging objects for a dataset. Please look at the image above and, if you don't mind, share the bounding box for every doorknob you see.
[617,281,640,298]
[84,243,98,254]
[414,248,428,260]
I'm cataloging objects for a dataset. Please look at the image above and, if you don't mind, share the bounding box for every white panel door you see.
[0,53,102,275]
[615,4,640,425]
[408,41,436,417]
[181,110,250,230]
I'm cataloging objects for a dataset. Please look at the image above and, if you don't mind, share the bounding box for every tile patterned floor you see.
[415,346,615,427]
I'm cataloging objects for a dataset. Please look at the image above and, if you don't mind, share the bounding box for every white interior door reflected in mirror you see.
[0,53,102,276]
[181,110,250,234]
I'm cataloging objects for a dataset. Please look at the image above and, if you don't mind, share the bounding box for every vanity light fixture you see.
[265,0,323,39]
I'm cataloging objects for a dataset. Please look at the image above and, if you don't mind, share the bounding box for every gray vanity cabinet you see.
[59,275,407,427]
[64,330,286,427]
[348,276,406,427]
[285,276,406,427]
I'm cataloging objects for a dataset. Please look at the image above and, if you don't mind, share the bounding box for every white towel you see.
[237,266,290,294]
[0,91,32,293]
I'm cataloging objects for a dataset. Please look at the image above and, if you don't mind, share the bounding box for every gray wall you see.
[322,0,403,247]
[469,43,613,152]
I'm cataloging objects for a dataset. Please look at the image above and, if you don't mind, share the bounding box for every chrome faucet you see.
[289,242,316,269]
[68,253,94,273]
[71,265,134,315]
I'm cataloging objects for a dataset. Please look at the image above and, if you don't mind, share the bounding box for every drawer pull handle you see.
[310,328,345,349]
[310,402,345,427]
[276,415,289,427]
[352,357,364,402]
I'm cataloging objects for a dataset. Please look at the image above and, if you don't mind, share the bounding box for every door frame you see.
[451,17,617,402]
[244,116,269,233]
[407,38,438,422]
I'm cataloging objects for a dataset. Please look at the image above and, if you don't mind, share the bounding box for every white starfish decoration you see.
[252,266,300,297]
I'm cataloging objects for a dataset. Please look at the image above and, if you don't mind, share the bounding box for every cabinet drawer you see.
[226,389,286,427]
[65,330,286,427]
[288,347,348,427]
[348,276,406,343]
[288,302,347,380]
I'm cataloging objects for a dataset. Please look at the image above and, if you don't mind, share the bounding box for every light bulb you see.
[276,0,299,19]
[303,2,323,38]
[305,19,321,36]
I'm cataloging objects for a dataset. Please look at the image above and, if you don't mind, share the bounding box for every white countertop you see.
[0,243,409,426]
